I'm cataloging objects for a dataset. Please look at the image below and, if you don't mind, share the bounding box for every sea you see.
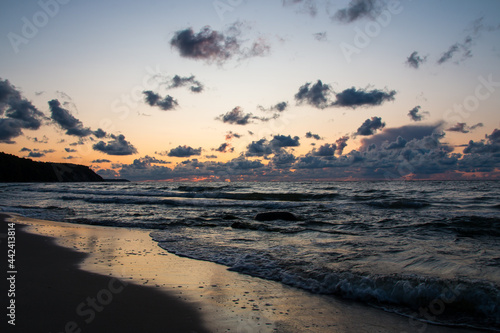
[1,180,499,330]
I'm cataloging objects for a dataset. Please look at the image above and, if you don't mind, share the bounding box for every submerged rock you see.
[254,211,299,221]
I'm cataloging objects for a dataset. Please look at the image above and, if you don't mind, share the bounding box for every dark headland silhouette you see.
[0,152,104,182]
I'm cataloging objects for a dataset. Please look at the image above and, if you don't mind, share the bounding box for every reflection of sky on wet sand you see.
[12,215,479,333]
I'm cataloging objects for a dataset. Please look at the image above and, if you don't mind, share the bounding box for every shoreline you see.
[1,213,486,332]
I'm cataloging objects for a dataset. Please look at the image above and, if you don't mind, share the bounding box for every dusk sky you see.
[1,0,499,181]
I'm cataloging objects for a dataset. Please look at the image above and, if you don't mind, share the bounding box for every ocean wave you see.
[366,199,430,209]
[151,231,500,330]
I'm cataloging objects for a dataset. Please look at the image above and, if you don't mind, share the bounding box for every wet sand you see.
[1,213,484,332]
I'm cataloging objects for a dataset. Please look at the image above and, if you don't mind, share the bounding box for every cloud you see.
[332,0,385,23]
[245,134,300,157]
[108,128,500,181]
[406,51,427,69]
[360,123,444,150]
[408,106,429,122]
[168,145,202,157]
[446,123,469,133]
[24,148,55,158]
[294,80,333,109]
[356,116,385,136]
[313,32,327,41]
[446,122,484,133]
[246,138,274,157]
[65,148,77,153]
[216,106,257,125]
[332,87,396,108]
[92,159,111,163]
[163,75,204,93]
[460,129,500,172]
[335,136,349,155]
[437,43,464,65]
[258,101,288,112]
[93,134,138,156]
[143,91,178,111]
[225,131,242,140]
[0,78,45,143]
[282,0,318,17]
[437,17,500,65]
[48,99,93,137]
[305,132,322,140]
[214,142,234,153]
[312,143,336,156]
[93,128,107,138]
[170,22,270,64]
[271,151,297,165]
[270,134,300,149]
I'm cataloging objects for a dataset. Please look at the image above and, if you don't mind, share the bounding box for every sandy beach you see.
[1,213,486,333]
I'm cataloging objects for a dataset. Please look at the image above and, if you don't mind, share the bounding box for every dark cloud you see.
[258,101,288,112]
[93,134,138,156]
[313,32,327,41]
[214,142,234,153]
[436,17,500,65]
[246,138,273,157]
[356,117,385,136]
[216,106,257,125]
[270,134,300,149]
[65,148,77,153]
[437,43,464,65]
[335,136,349,155]
[108,128,500,181]
[93,128,107,138]
[28,151,45,158]
[143,91,178,111]
[295,80,333,109]
[0,79,45,143]
[446,123,469,133]
[170,22,270,64]
[282,0,318,17]
[30,136,49,143]
[384,136,407,150]
[165,75,204,93]
[360,123,444,150]
[225,131,242,140]
[25,148,55,158]
[408,106,429,122]
[460,129,500,172]
[168,145,202,157]
[271,151,297,165]
[406,51,427,69]
[470,123,484,131]
[92,159,111,163]
[305,132,322,140]
[48,99,93,137]
[332,0,385,23]
[332,87,396,108]
[446,122,484,133]
[312,143,336,157]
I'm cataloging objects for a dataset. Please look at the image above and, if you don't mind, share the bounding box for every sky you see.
[1,0,499,181]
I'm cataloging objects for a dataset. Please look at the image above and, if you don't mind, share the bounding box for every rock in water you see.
[254,211,298,221]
